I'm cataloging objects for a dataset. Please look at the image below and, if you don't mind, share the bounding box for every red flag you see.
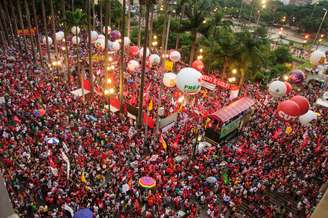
[272,127,282,140]
[314,136,322,153]
[301,131,309,150]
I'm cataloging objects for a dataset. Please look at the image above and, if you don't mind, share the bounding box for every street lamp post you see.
[256,0,266,26]
[314,8,328,49]
[104,78,114,119]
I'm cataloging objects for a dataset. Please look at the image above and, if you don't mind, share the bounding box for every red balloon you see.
[129,46,139,56]
[290,95,309,115]
[284,82,292,94]
[276,100,301,121]
[191,59,205,71]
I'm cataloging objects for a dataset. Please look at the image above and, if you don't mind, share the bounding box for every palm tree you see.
[203,27,238,78]
[3,0,14,39]
[160,0,168,55]
[17,0,29,53]
[60,0,71,82]
[24,0,36,64]
[63,9,88,100]
[9,0,22,50]
[41,0,51,63]
[99,0,103,31]
[119,0,126,113]
[127,0,131,39]
[103,0,110,85]
[50,0,58,60]
[137,2,143,47]
[88,0,95,94]
[0,2,10,47]
[31,0,43,67]
[0,10,7,48]
[178,0,218,64]
[137,0,156,128]
[234,30,270,87]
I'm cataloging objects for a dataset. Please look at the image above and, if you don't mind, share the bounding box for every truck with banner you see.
[204,97,255,143]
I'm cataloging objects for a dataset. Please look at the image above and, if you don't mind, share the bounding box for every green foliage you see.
[63,9,88,28]
[271,46,293,65]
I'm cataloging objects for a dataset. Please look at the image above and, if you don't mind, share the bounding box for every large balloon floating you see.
[191,59,205,72]
[72,36,81,45]
[276,100,301,121]
[97,34,105,40]
[290,95,309,116]
[110,30,121,41]
[149,54,161,66]
[110,40,120,51]
[90,31,98,42]
[309,50,325,66]
[169,50,181,63]
[130,46,139,56]
[95,38,105,50]
[42,36,53,45]
[55,31,64,41]
[284,81,292,94]
[299,110,317,126]
[289,70,305,84]
[268,81,287,97]
[163,73,177,87]
[71,26,80,35]
[139,47,150,58]
[127,60,140,72]
[176,67,202,94]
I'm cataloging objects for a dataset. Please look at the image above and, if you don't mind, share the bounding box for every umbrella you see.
[122,184,130,193]
[73,208,93,218]
[206,176,218,184]
[47,137,59,145]
[138,176,156,188]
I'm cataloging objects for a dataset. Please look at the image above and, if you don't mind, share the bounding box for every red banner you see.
[17,28,36,36]
[201,75,239,90]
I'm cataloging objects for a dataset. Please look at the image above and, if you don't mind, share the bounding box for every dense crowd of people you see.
[0,38,327,218]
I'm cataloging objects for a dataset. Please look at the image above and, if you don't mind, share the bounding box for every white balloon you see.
[72,36,81,45]
[42,36,53,45]
[55,31,64,41]
[95,38,105,50]
[90,31,98,42]
[97,34,105,39]
[71,26,80,35]
[124,37,131,46]
[111,40,120,51]
[268,81,287,98]
[102,26,111,34]
[299,110,317,126]
[139,47,150,58]
[176,67,202,94]
[169,50,181,62]
[149,54,161,66]
[127,60,140,72]
[309,50,325,66]
[163,72,177,87]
